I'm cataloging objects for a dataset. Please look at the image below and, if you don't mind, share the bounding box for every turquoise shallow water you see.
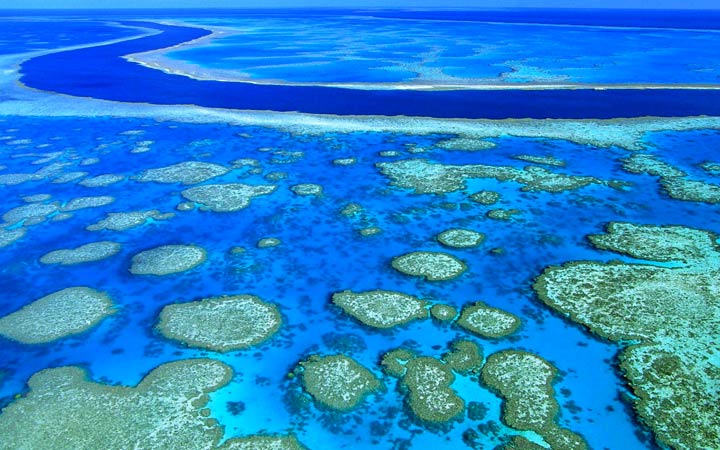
[1,115,719,449]
[167,15,720,85]
[0,19,140,55]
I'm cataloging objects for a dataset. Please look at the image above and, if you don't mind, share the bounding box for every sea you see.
[0,8,719,450]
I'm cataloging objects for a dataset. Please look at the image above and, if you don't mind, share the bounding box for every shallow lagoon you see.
[165,13,720,86]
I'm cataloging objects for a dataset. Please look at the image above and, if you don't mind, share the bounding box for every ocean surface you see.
[0,8,719,450]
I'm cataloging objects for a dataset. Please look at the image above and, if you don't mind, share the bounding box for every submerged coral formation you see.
[333,157,356,166]
[587,221,717,263]
[441,340,483,375]
[377,159,611,195]
[429,304,458,322]
[332,289,428,329]
[0,228,26,248]
[181,183,276,212]
[436,229,485,248]
[358,226,382,237]
[138,161,229,185]
[456,301,521,339]
[513,155,566,167]
[701,162,720,175]
[622,153,686,178]
[130,244,207,276]
[157,295,282,352]
[40,241,121,265]
[0,287,114,344]
[482,350,587,450]
[0,358,303,450]
[401,356,465,424]
[487,209,521,221]
[290,183,323,196]
[381,348,417,378]
[435,137,496,151]
[391,251,467,281]
[534,222,720,450]
[22,193,52,203]
[79,174,124,187]
[299,354,381,411]
[661,177,720,203]
[622,153,720,203]
[87,210,174,232]
[382,340,491,425]
[257,237,281,248]
[222,436,307,450]
[339,202,363,217]
[3,202,58,225]
[470,190,501,205]
[52,171,87,184]
[62,196,115,212]
[499,436,547,450]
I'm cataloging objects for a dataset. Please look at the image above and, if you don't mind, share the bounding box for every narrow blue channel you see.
[19,20,720,119]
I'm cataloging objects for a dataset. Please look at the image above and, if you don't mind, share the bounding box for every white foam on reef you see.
[2,35,720,150]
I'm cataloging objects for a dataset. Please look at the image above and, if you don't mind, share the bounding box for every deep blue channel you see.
[19,20,720,119]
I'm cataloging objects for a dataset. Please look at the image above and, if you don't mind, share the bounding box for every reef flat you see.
[436,229,485,248]
[40,241,121,265]
[87,210,174,232]
[157,294,282,352]
[402,356,465,424]
[623,153,720,204]
[290,184,323,196]
[391,251,467,281]
[482,350,587,450]
[299,354,382,411]
[456,301,521,339]
[0,287,114,344]
[138,161,230,185]
[0,358,305,450]
[0,228,26,248]
[535,223,720,449]
[130,244,207,275]
[79,173,124,187]
[377,159,617,195]
[62,195,115,211]
[181,183,276,212]
[332,290,429,329]
[382,342,482,426]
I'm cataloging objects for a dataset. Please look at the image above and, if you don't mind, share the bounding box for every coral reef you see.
[456,301,521,339]
[40,241,120,265]
[332,290,428,329]
[482,350,587,450]
[181,183,276,212]
[534,222,720,449]
[157,295,282,352]
[138,161,229,185]
[130,245,207,276]
[0,287,114,344]
[299,354,381,411]
[391,251,467,281]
